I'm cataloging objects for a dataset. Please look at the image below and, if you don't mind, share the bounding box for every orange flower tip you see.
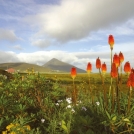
[119,51,124,63]
[96,57,101,69]
[124,62,131,73]
[113,53,120,67]
[71,67,77,79]
[87,62,92,73]
[108,35,114,49]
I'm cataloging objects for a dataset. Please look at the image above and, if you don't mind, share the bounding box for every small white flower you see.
[71,108,75,113]
[78,100,82,103]
[59,122,61,126]
[96,102,100,106]
[66,98,72,104]
[58,100,63,103]
[81,107,87,111]
[55,103,59,106]
[66,105,72,109]
[41,118,45,123]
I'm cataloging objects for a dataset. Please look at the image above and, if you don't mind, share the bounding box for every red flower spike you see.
[119,51,124,63]
[111,63,118,78]
[127,70,134,87]
[71,67,77,79]
[124,62,131,73]
[131,68,134,73]
[108,35,114,50]
[87,62,92,73]
[101,62,107,73]
[96,57,101,69]
[113,53,120,67]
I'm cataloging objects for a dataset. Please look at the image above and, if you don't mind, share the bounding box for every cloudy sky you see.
[0,0,134,72]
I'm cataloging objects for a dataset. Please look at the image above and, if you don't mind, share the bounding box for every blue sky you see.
[0,0,134,72]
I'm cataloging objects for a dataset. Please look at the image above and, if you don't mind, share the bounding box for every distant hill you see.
[0,62,51,72]
[42,58,86,73]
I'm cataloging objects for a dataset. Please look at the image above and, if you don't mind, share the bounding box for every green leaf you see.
[112,116,116,121]
[61,120,69,133]
[61,124,68,132]
[61,120,66,125]
[123,118,130,122]
[105,110,111,119]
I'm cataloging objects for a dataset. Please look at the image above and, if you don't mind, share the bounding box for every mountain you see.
[42,58,86,73]
[0,62,51,72]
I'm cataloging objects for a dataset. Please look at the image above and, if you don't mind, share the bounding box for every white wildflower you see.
[41,118,45,123]
[81,107,87,111]
[55,103,59,106]
[71,108,75,113]
[59,122,61,126]
[58,100,63,103]
[96,102,100,106]
[66,105,72,109]
[66,98,72,104]
[78,100,82,103]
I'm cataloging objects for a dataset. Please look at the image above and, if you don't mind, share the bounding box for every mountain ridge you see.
[43,58,86,73]
[0,58,86,73]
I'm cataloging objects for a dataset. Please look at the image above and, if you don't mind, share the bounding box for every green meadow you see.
[0,70,134,134]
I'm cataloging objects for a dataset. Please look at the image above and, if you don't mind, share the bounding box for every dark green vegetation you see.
[0,69,13,79]
[0,72,134,134]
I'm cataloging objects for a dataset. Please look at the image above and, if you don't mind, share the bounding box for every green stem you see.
[127,86,132,114]
[116,67,120,114]
[110,48,113,113]
[120,62,123,85]
[111,49,113,69]
[73,78,74,86]
[99,68,107,110]
[88,73,91,94]
[112,86,115,113]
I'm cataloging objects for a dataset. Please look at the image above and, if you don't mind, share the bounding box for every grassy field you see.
[36,73,128,83]
[19,72,130,96]
[0,71,134,134]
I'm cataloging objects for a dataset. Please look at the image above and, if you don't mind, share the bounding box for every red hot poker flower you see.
[111,63,118,78]
[96,57,101,69]
[87,62,92,73]
[119,51,124,63]
[108,35,114,50]
[113,53,120,67]
[71,67,77,79]
[131,68,134,73]
[101,62,107,73]
[127,69,134,87]
[124,62,131,73]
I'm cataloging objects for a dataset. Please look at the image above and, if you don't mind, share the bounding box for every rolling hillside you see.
[0,62,51,72]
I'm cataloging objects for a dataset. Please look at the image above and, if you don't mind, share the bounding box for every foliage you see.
[0,71,133,134]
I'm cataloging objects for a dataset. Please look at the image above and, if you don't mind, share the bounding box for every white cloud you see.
[13,45,23,50]
[0,28,20,42]
[32,39,51,48]
[96,19,134,36]
[24,0,134,43]
[0,51,20,63]
[0,46,134,72]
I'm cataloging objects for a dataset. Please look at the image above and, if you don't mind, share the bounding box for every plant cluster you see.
[0,35,134,134]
